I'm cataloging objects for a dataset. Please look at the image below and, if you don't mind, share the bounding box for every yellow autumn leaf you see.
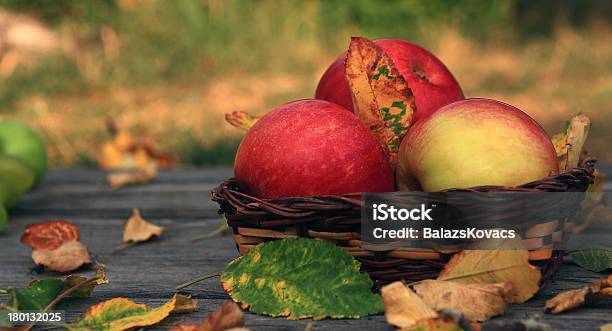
[69,294,177,331]
[437,238,541,303]
[380,281,437,329]
[98,119,174,171]
[413,280,513,321]
[225,111,260,131]
[345,36,416,168]
[122,208,163,243]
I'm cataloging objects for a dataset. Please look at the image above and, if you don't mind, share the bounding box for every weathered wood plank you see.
[0,168,610,331]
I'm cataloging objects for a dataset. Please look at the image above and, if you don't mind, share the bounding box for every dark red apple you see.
[315,38,465,123]
[234,99,394,198]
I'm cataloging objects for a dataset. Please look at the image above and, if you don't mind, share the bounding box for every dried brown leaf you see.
[437,239,541,303]
[345,36,416,168]
[225,111,260,131]
[99,120,174,170]
[122,208,163,243]
[173,294,198,313]
[551,113,591,171]
[20,220,80,250]
[381,281,437,328]
[414,280,513,321]
[200,301,245,331]
[107,164,157,190]
[169,300,247,331]
[545,275,612,314]
[31,240,91,272]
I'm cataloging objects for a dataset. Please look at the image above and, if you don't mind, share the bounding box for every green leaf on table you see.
[570,248,612,272]
[221,238,383,320]
[6,275,101,311]
[68,295,177,331]
[0,273,106,328]
[7,278,65,311]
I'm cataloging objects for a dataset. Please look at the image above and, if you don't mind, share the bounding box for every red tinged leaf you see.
[20,220,80,250]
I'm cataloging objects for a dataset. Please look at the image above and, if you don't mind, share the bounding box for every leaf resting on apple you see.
[345,36,416,168]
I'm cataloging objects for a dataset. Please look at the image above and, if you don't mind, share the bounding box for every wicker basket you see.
[212,160,595,287]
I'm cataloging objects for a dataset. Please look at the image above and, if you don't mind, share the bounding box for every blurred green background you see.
[0,0,610,166]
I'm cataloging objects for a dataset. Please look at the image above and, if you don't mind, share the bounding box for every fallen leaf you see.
[381,281,437,328]
[122,208,163,243]
[20,220,92,272]
[201,300,245,331]
[107,163,157,190]
[31,240,91,272]
[413,280,513,321]
[221,238,383,319]
[437,239,541,303]
[545,275,612,314]
[10,268,108,310]
[173,294,198,313]
[551,113,591,171]
[69,294,177,331]
[1,267,107,329]
[169,300,248,331]
[99,118,174,170]
[345,36,416,167]
[63,272,109,298]
[20,220,79,250]
[225,111,260,131]
[570,248,612,272]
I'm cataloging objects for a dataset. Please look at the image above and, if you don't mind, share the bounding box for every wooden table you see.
[1,168,611,330]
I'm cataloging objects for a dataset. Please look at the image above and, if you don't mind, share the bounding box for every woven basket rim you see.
[213,159,596,202]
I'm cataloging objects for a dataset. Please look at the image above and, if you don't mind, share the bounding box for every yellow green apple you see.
[397,98,559,191]
[0,120,48,180]
[0,155,36,207]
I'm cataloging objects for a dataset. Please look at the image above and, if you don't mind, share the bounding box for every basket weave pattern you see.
[212,160,595,286]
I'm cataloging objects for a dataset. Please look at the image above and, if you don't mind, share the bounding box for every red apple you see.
[315,38,464,123]
[234,99,394,198]
[397,98,559,192]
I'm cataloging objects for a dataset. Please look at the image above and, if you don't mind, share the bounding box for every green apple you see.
[397,98,559,191]
[0,204,7,232]
[0,155,36,208]
[0,120,48,180]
